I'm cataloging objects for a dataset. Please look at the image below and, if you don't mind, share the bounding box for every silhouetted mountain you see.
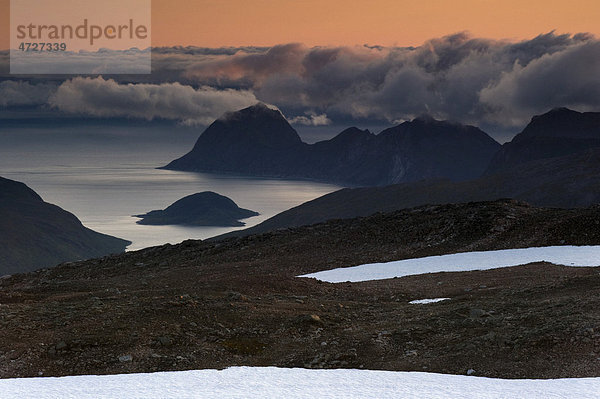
[216,146,600,238]
[486,108,600,174]
[299,127,379,185]
[163,104,500,186]
[0,177,130,275]
[134,192,258,227]
[369,116,500,184]
[163,103,305,175]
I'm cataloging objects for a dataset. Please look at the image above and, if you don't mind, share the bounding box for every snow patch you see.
[1,367,600,399]
[409,298,450,304]
[299,246,600,283]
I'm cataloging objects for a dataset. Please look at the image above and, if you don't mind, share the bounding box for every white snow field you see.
[409,298,450,304]
[1,367,600,399]
[299,246,600,283]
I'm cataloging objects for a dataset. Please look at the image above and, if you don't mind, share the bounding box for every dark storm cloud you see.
[1,33,598,131]
[0,80,57,106]
[480,40,600,125]
[180,32,598,127]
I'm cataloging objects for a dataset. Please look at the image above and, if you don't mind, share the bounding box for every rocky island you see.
[134,191,259,227]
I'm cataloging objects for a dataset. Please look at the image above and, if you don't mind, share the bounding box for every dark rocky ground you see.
[1,199,600,379]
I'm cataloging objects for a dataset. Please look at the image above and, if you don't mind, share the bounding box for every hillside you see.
[0,177,130,275]
[219,146,600,238]
[1,200,600,379]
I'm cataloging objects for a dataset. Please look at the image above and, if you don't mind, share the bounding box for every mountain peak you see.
[485,107,600,174]
[412,114,437,124]
[162,103,304,172]
[410,115,470,129]
[202,103,302,148]
[165,105,499,185]
[548,107,576,114]
[219,102,285,123]
[332,127,373,140]
[530,107,578,121]
[0,177,43,203]
[515,107,600,142]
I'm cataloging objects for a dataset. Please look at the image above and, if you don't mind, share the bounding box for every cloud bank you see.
[0,80,56,106]
[287,112,332,126]
[1,32,599,132]
[48,77,258,125]
[180,32,599,127]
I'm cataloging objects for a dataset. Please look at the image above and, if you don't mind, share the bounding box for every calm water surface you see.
[0,126,340,250]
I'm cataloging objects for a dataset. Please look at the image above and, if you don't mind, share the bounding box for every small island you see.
[134,191,259,227]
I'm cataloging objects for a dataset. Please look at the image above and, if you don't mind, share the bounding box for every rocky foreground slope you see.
[1,200,600,379]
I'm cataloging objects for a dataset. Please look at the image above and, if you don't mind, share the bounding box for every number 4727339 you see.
[18,42,67,51]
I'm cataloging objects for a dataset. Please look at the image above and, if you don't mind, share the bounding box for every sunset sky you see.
[1,0,599,136]
[151,0,600,47]
[2,0,600,49]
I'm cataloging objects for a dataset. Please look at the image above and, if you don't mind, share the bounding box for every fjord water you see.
[0,125,340,250]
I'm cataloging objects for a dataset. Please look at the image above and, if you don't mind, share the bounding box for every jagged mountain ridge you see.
[163,103,501,186]
[486,108,600,174]
[214,107,600,238]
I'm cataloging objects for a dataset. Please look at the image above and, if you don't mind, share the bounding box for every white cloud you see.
[479,41,600,126]
[3,32,599,131]
[287,112,332,126]
[181,32,599,127]
[48,77,258,125]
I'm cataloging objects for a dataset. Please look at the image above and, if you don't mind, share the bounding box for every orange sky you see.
[2,0,600,49]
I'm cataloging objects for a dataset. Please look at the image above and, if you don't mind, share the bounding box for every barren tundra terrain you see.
[1,200,600,379]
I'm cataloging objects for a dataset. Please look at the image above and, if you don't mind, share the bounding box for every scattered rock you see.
[55,341,68,351]
[297,314,323,325]
[469,309,491,318]
[227,292,248,301]
[157,336,173,347]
